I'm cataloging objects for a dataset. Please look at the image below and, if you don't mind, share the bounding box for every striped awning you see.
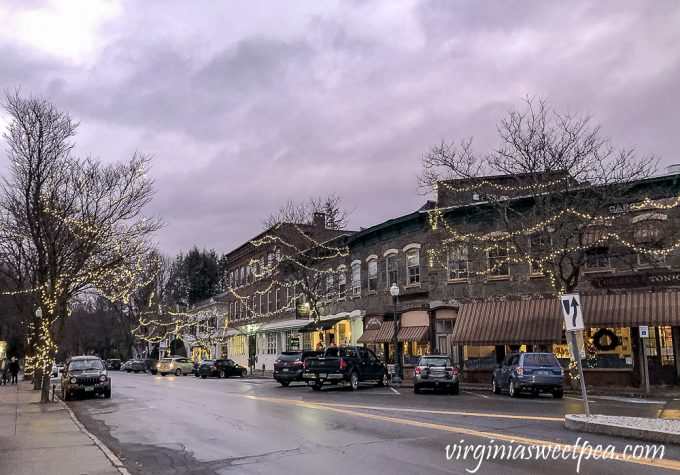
[582,291,680,327]
[451,298,562,345]
[374,322,395,343]
[397,326,429,342]
[357,329,379,344]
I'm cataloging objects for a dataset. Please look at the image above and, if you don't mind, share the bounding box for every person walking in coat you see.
[9,357,20,385]
[0,357,8,385]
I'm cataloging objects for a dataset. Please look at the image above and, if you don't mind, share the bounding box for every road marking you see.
[390,387,400,395]
[462,390,490,399]
[240,394,680,471]
[590,396,666,405]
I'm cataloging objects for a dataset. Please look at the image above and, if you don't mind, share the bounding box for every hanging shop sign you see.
[365,315,383,330]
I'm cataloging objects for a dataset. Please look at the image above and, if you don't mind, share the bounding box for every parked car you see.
[144,359,158,375]
[158,356,193,376]
[492,352,564,398]
[413,355,460,394]
[106,359,121,371]
[128,359,148,373]
[51,363,64,377]
[61,356,111,401]
[121,360,132,372]
[197,359,247,378]
[273,350,321,386]
[303,346,388,391]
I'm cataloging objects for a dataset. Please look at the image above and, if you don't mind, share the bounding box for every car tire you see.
[134,370,139,373]
[509,378,519,398]
[531,389,540,398]
[194,373,199,378]
[348,371,359,391]
[414,385,420,394]
[450,384,459,395]
[104,389,111,399]
[311,382,322,391]
[219,370,225,378]
[280,381,290,387]
[492,378,501,394]
[241,369,246,378]
[161,373,166,376]
[378,372,388,387]
[126,370,131,373]
[552,389,564,399]
[175,369,181,376]
[201,375,207,379]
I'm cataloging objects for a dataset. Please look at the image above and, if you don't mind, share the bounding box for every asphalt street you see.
[64,372,680,475]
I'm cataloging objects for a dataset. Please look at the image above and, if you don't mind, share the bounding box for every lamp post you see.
[390,283,401,385]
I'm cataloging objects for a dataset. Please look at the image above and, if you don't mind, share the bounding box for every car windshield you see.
[420,357,451,367]
[201,360,215,365]
[68,359,104,371]
[278,352,303,361]
[523,354,560,367]
[160,359,172,363]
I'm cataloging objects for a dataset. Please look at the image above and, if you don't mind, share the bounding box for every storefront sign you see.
[608,203,631,214]
[288,337,300,350]
[365,315,383,330]
[639,326,649,338]
[591,271,680,289]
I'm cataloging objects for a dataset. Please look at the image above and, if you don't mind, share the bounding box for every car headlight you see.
[100,375,107,382]
[70,377,77,384]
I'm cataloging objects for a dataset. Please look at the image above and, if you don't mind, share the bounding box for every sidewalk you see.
[459,381,680,398]
[0,380,126,475]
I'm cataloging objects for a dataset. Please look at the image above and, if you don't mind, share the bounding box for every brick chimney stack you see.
[312,212,326,228]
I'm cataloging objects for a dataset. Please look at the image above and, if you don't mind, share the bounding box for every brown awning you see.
[451,298,562,345]
[357,329,379,344]
[397,326,429,342]
[582,291,680,327]
[374,322,395,343]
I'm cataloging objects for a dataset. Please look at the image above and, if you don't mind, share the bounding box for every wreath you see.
[592,328,619,351]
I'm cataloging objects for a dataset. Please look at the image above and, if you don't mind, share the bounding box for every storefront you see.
[297,310,365,350]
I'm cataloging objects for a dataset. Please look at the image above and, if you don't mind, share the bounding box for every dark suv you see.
[61,356,111,401]
[273,350,321,386]
[492,352,564,398]
[197,359,247,378]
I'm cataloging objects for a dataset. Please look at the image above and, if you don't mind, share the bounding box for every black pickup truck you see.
[303,345,388,391]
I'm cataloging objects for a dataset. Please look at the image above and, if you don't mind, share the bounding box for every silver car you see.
[158,357,193,376]
[413,355,460,394]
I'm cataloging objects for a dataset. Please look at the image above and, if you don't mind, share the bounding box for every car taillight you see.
[415,367,421,374]
[210,365,216,370]
[451,367,459,375]
[339,359,346,370]
[293,360,303,367]
[304,359,309,369]
[516,366,523,375]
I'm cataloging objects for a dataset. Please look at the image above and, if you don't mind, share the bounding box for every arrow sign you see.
[561,293,584,331]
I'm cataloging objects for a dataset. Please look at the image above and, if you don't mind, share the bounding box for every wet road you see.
[65,372,680,474]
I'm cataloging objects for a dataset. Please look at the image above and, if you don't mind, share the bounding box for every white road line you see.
[389,387,400,395]
[462,390,490,399]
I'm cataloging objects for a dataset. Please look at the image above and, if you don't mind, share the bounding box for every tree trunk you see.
[40,372,51,403]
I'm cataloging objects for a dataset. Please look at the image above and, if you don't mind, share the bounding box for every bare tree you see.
[421,97,675,295]
[0,91,162,402]
[261,192,353,230]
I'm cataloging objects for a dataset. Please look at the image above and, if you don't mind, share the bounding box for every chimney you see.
[312,212,326,228]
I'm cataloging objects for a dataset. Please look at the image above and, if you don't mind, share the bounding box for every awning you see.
[297,317,346,333]
[357,329,379,344]
[451,298,562,345]
[582,291,680,327]
[374,322,395,343]
[397,326,429,342]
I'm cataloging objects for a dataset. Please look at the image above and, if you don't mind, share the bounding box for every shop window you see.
[436,319,453,333]
[351,261,361,295]
[367,259,378,292]
[438,336,448,355]
[645,326,675,366]
[386,254,398,286]
[463,346,497,370]
[406,250,420,285]
[448,246,468,280]
[586,247,610,269]
[487,243,509,276]
[303,332,313,350]
[267,333,277,355]
[402,341,430,366]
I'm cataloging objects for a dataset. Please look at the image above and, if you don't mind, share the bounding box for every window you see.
[447,246,468,280]
[240,267,245,285]
[367,259,378,292]
[231,335,245,356]
[586,247,610,268]
[386,254,398,286]
[275,288,281,311]
[275,248,282,263]
[338,272,347,294]
[267,253,273,276]
[267,291,272,313]
[239,301,245,320]
[229,271,234,288]
[259,294,264,314]
[487,242,509,276]
[406,250,420,285]
[436,319,453,333]
[267,333,277,355]
[245,265,251,283]
[351,261,361,295]
[326,273,334,297]
[229,302,234,320]
[252,295,257,315]
[438,336,448,355]
[285,286,293,308]
[529,236,549,275]
[638,250,666,266]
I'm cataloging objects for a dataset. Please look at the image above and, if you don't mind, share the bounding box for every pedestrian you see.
[0,356,8,385]
[9,357,20,385]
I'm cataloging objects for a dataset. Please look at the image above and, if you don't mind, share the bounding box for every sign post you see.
[561,293,590,417]
[639,326,650,395]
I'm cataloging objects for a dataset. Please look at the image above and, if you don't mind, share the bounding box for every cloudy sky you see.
[1,0,679,255]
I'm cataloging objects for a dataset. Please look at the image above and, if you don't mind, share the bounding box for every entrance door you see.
[248,335,257,370]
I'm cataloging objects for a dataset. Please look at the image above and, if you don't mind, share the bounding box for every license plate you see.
[319,373,327,378]
[283,368,289,372]
[536,370,550,375]
[84,386,94,392]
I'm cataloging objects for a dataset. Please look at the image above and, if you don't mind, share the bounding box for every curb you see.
[564,414,680,445]
[59,397,131,475]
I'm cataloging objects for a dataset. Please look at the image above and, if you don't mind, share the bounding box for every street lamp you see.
[35,307,42,319]
[390,283,401,385]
